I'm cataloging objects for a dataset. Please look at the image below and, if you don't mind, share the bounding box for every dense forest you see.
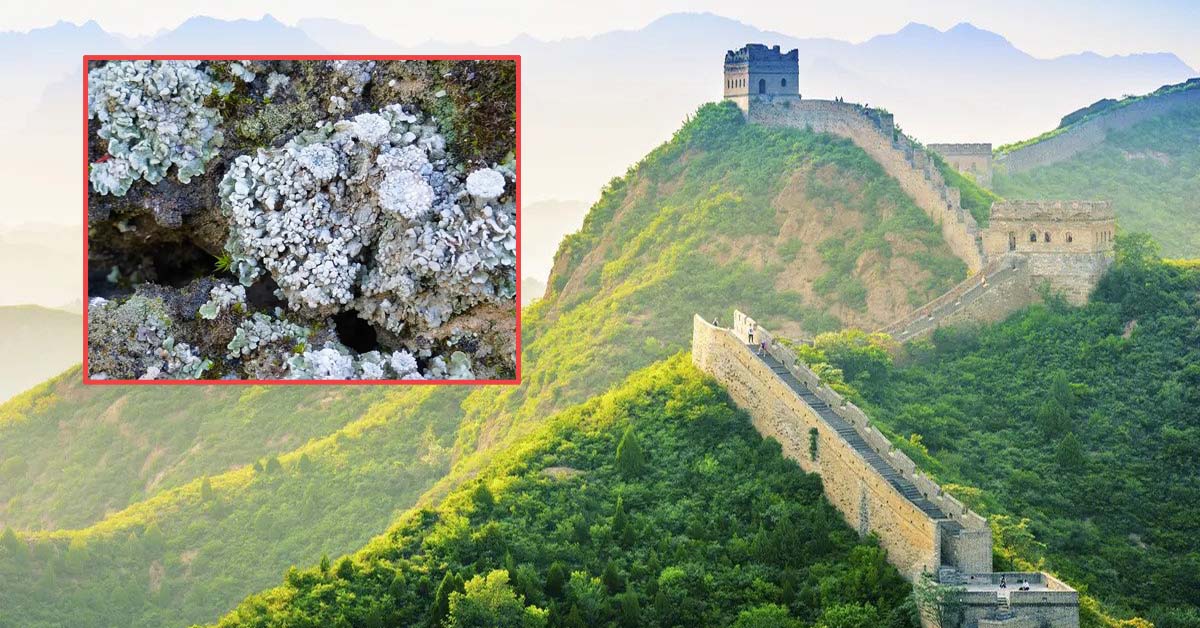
[210,356,918,628]
[0,102,969,627]
[994,105,1200,258]
[795,236,1200,627]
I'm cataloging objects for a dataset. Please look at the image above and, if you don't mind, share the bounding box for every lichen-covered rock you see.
[87,59,518,380]
[87,295,211,380]
[219,103,517,340]
[88,60,227,195]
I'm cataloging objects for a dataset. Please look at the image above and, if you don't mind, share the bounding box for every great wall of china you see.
[710,43,1127,627]
[748,98,988,274]
[996,80,1200,174]
[693,312,1081,628]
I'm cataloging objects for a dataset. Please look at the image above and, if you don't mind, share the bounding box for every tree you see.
[431,571,458,627]
[0,527,28,564]
[817,602,881,628]
[446,570,547,628]
[616,592,641,627]
[1056,432,1086,469]
[265,456,283,474]
[601,560,624,594]
[335,557,355,580]
[319,554,331,574]
[616,427,646,478]
[545,562,568,598]
[733,604,803,628]
[471,483,495,515]
[200,476,214,501]
[612,497,628,536]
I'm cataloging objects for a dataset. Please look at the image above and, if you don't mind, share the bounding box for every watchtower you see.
[724,44,799,112]
[928,143,994,188]
[983,200,1116,304]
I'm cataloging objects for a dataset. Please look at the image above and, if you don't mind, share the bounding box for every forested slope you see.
[995,102,1200,258]
[0,101,968,627]
[210,356,919,628]
[794,237,1200,627]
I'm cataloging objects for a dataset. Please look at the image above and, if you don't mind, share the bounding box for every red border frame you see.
[82,55,522,387]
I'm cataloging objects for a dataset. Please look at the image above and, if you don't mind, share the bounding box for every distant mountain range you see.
[0,305,80,403]
[0,12,1194,294]
[0,224,81,308]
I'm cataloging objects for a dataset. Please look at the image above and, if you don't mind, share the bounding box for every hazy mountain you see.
[2,12,1195,236]
[0,20,127,138]
[0,305,79,403]
[0,224,81,309]
[521,276,546,305]
[295,18,402,53]
[521,199,590,284]
[141,15,324,53]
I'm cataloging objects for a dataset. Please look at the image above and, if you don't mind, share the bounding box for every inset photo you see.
[84,57,519,383]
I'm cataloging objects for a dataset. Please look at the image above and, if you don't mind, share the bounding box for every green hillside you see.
[994,104,1200,257]
[796,238,1200,627]
[0,375,392,530]
[0,101,967,627]
[211,356,918,628]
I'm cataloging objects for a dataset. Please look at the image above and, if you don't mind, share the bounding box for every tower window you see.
[1029,232,1037,242]
[1066,233,1073,243]
[1044,232,1052,243]
[758,78,766,94]
[781,78,787,87]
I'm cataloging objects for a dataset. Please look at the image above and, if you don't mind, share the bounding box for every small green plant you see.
[214,252,233,273]
[808,427,819,461]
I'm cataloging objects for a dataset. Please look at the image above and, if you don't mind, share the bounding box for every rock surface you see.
[86,59,517,380]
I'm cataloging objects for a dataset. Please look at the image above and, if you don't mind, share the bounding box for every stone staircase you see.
[879,253,1027,342]
[749,346,948,519]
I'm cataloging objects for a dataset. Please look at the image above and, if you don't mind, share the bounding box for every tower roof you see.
[724,43,799,64]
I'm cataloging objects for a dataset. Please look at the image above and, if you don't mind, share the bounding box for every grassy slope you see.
[0,101,964,628]
[0,375,391,530]
[829,245,1199,626]
[994,105,1200,257]
[210,356,917,628]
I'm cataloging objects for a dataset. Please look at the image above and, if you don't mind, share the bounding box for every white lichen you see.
[229,62,257,83]
[219,102,517,335]
[226,312,310,358]
[465,168,506,201]
[88,60,225,195]
[198,283,246,319]
[265,72,290,98]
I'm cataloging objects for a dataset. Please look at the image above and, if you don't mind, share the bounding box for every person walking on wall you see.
[747,322,755,345]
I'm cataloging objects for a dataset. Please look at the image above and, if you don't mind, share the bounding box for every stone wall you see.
[747,99,986,273]
[880,254,1036,342]
[695,312,1078,627]
[694,312,995,579]
[928,143,993,188]
[958,572,1080,628]
[996,86,1200,174]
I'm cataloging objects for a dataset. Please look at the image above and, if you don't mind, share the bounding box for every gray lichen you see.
[87,295,211,380]
[88,60,227,196]
[87,59,517,380]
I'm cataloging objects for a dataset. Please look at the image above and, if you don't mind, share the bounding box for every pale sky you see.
[4,0,1199,69]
